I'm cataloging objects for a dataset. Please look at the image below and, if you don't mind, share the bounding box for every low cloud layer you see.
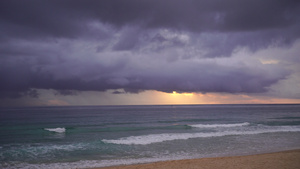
[0,0,300,100]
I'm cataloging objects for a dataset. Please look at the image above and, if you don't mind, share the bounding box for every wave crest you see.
[190,122,250,128]
[102,125,300,145]
[44,128,66,133]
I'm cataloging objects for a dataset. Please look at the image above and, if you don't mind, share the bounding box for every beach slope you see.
[96,149,300,169]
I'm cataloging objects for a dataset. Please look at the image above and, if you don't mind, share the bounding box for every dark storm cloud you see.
[0,1,77,39]
[1,0,298,57]
[0,0,299,99]
[60,0,300,31]
[1,0,300,38]
[0,37,291,98]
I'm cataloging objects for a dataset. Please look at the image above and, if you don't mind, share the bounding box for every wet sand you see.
[95,149,300,169]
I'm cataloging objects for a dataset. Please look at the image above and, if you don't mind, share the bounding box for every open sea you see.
[1,104,300,169]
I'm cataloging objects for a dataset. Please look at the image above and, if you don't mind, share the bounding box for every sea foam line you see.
[102,126,300,145]
[190,122,250,128]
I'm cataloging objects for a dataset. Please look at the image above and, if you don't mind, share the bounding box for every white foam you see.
[0,143,87,160]
[102,126,300,145]
[44,128,66,133]
[190,122,250,128]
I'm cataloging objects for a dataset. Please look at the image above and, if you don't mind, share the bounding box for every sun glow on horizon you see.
[171,91,194,96]
[2,89,300,107]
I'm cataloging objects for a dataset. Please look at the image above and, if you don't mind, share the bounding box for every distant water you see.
[1,104,300,169]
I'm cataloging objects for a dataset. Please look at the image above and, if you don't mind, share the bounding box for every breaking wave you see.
[44,128,66,133]
[102,125,300,145]
[190,122,250,128]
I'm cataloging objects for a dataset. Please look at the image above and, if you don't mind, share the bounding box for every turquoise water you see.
[1,104,300,168]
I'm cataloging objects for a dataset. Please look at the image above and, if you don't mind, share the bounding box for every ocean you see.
[1,104,300,169]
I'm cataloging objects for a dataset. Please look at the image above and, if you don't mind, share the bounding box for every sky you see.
[0,0,300,106]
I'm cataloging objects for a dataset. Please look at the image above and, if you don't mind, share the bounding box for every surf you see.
[102,125,300,145]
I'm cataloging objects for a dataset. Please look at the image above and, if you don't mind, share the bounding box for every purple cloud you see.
[0,0,299,99]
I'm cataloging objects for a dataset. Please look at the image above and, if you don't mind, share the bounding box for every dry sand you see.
[95,149,300,169]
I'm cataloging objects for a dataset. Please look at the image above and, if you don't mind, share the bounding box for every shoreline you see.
[94,149,300,169]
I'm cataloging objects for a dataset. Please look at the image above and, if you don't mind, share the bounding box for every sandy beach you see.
[96,149,300,169]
